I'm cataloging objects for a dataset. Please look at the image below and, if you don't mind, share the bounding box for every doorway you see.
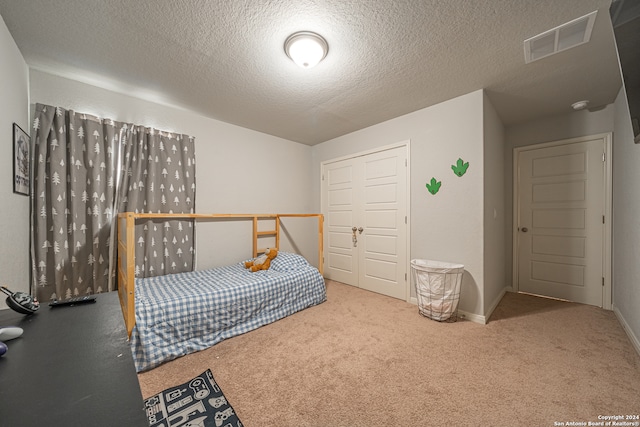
[321,143,410,300]
[513,134,612,308]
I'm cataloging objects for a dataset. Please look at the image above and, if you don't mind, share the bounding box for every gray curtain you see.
[31,105,118,301]
[117,126,196,278]
[31,104,196,301]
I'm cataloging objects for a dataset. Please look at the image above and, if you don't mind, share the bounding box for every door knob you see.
[358,227,364,234]
[521,227,528,232]
[352,227,357,233]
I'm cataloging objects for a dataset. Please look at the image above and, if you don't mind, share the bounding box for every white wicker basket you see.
[411,259,464,322]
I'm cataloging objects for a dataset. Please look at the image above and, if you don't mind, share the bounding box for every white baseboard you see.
[457,310,485,324]
[483,288,508,324]
[613,305,640,358]
[410,296,486,324]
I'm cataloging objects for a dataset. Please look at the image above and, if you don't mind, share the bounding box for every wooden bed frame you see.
[116,213,324,338]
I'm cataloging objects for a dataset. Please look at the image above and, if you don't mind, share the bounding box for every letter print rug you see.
[144,369,243,427]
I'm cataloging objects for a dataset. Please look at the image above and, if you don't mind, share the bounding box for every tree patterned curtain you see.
[31,105,118,301]
[31,103,196,301]
[117,126,196,278]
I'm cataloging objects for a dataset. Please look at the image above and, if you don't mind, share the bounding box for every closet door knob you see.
[358,227,364,233]
[521,227,528,232]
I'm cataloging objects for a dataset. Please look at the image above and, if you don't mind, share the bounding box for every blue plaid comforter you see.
[130,252,326,372]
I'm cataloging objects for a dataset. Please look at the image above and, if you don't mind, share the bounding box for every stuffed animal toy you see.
[244,248,278,272]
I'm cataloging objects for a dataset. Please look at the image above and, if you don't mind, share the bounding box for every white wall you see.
[482,93,506,317]
[312,90,486,317]
[503,106,615,289]
[0,15,29,309]
[612,88,640,352]
[29,70,317,269]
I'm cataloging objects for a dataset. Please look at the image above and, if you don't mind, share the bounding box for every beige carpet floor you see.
[138,280,640,426]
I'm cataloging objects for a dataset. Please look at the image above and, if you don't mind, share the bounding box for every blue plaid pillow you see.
[269,251,310,272]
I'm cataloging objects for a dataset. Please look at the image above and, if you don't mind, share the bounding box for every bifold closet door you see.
[323,146,408,300]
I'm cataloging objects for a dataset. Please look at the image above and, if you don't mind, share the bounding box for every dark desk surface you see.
[0,292,148,426]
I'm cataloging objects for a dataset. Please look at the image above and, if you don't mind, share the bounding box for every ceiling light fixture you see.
[571,100,589,110]
[284,31,328,68]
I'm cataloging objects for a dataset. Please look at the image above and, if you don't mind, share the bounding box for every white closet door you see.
[358,147,407,299]
[322,145,408,300]
[323,158,359,286]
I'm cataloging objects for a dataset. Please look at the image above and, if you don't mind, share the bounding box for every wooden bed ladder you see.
[252,215,279,257]
[251,214,324,276]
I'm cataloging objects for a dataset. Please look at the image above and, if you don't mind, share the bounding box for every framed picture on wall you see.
[13,123,30,196]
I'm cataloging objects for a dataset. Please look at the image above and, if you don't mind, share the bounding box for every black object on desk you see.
[0,292,148,427]
[49,294,97,307]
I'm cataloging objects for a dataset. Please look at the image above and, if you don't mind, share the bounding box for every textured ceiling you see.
[0,0,623,145]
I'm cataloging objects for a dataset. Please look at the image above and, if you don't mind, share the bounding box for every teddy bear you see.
[244,247,278,272]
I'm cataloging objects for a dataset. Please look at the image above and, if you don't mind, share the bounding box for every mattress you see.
[130,252,326,372]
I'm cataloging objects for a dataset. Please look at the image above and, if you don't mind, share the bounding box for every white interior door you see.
[516,137,605,306]
[322,145,408,300]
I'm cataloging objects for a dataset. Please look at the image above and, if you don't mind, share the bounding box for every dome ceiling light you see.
[571,100,589,110]
[284,31,328,68]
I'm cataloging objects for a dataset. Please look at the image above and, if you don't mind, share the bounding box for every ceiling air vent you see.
[524,11,598,63]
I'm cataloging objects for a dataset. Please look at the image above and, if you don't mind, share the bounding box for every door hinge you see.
[405,216,407,224]
[405,273,407,281]
[602,277,605,287]
[405,159,407,167]
[322,174,325,181]
[602,152,606,162]
[603,215,605,224]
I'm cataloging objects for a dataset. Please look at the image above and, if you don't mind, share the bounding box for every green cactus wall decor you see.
[426,177,441,195]
[451,158,469,177]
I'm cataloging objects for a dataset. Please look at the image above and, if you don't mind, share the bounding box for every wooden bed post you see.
[125,213,135,337]
[252,216,258,258]
[117,212,137,339]
[318,214,324,276]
